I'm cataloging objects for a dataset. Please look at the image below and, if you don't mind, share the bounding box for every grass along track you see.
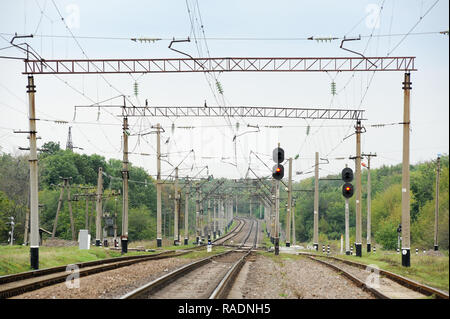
[0,218,244,299]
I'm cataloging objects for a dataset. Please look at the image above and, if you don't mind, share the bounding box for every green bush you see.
[375,221,398,250]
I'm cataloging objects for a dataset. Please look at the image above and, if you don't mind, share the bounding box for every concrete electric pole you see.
[313,152,319,251]
[156,123,162,247]
[434,155,441,251]
[286,158,292,247]
[184,181,190,245]
[362,153,377,253]
[95,167,103,246]
[401,73,412,267]
[27,76,39,269]
[173,167,179,245]
[355,120,363,257]
[121,115,129,253]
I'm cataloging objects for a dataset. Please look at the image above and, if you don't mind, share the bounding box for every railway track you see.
[0,250,190,299]
[0,218,245,299]
[299,252,449,299]
[212,217,246,246]
[122,218,258,299]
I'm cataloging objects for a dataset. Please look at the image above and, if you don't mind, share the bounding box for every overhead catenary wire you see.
[0,30,446,42]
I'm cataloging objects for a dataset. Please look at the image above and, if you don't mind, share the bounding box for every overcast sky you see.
[0,0,448,182]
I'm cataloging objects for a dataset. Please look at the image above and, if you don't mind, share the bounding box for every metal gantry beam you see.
[23,56,416,74]
[75,105,366,120]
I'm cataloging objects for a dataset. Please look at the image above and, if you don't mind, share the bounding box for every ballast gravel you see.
[240,254,375,299]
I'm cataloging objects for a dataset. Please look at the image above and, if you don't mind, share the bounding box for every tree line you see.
[0,142,448,250]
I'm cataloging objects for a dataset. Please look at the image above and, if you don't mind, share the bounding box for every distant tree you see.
[40,141,61,156]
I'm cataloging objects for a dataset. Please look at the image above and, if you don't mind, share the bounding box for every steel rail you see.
[0,221,244,299]
[121,218,256,299]
[0,250,175,285]
[297,252,449,299]
[324,255,449,299]
[209,220,259,299]
[213,217,246,246]
[308,256,389,299]
[0,250,188,299]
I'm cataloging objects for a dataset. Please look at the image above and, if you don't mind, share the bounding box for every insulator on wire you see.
[306,125,310,136]
[134,81,139,96]
[216,80,224,94]
[236,122,240,131]
[171,123,175,134]
[331,81,337,95]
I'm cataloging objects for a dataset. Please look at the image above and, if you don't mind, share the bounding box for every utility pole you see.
[213,198,217,239]
[114,197,118,246]
[434,155,441,251]
[50,178,74,240]
[156,123,162,247]
[173,167,179,246]
[122,112,129,253]
[292,198,296,246]
[207,199,211,240]
[66,179,76,241]
[200,188,204,242]
[184,181,190,245]
[195,184,200,243]
[313,152,319,251]
[66,126,73,151]
[220,197,224,235]
[259,201,262,219]
[355,120,363,257]
[27,76,39,269]
[401,72,412,267]
[235,194,238,217]
[52,180,65,238]
[286,158,292,247]
[95,167,103,246]
[84,187,89,230]
[362,153,377,253]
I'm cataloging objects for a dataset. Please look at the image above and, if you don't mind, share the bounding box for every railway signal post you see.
[342,167,354,255]
[272,144,284,255]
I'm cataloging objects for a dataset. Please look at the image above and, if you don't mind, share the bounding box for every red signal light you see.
[346,187,350,191]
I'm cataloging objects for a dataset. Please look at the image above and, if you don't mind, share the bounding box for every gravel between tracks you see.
[11,256,202,299]
[317,257,426,299]
[240,254,375,299]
